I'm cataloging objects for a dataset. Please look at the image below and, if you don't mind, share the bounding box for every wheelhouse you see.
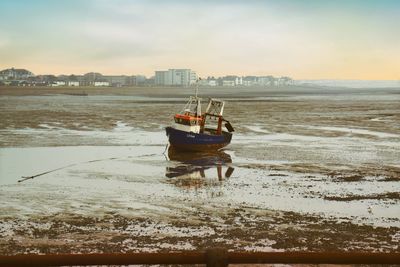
[173,96,203,133]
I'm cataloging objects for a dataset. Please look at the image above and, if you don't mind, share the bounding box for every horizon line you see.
[1,66,400,81]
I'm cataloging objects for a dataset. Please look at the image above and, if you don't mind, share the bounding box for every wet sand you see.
[0,86,399,254]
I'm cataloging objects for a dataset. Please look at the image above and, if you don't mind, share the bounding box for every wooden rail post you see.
[206,248,229,267]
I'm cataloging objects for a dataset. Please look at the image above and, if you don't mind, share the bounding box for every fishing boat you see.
[165,93,234,151]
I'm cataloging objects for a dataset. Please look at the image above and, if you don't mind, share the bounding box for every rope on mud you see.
[18,153,159,183]
[18,157,118,183]
[19,163,78,183]
[163,142,170,155]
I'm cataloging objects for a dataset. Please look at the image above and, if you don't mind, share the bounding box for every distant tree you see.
[69,74,78,81]
[27,76,37,82]
[84,72,102,82]
[46,75,57,83]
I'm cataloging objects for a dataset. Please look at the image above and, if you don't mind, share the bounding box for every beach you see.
[0,85,399,254]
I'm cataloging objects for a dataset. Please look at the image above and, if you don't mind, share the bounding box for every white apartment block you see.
[155,69,197,86]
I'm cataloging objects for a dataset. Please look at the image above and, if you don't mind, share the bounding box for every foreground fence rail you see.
[1,251,400,266]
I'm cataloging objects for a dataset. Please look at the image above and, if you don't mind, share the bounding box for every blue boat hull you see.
[166,127,232,151]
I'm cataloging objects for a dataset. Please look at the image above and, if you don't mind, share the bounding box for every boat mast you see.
[195,78,201,116]
[195,78,199,98]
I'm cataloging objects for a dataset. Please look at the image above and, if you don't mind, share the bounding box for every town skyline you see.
[0,67,296,87]
[3,66,400,89]
[1,1,399,79]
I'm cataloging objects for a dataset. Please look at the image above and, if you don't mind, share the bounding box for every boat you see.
[165,94,234,151]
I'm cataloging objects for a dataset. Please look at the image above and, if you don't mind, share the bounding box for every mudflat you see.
[0,85,399,254]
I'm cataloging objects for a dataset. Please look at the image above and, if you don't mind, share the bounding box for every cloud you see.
[0,0,399,78]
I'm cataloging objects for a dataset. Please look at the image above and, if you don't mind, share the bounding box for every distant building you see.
[278,76,294,86]
[242,76,258,86]
[51,81,66,87]
[155,71,168,85]
[135,75,146,86]
[222,80,235,86]
[81,72,103,86]
[155,69,197,86]
[208,80,217,86]
[198,78,217,86]
[0,68,34,81]
[189,71,197,85]
[102,75,127,87]
[100,75,148,87]
[0,67,293,88]
[257,76,272,86]
[221,76,242,86]
[145,76,155,86]
[67,81,79,86]
[94,81,110,87]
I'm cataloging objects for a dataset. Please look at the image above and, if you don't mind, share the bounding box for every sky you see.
[0,0,399,79]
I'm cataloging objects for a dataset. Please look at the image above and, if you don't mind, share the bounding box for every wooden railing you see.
[1,250,400,266]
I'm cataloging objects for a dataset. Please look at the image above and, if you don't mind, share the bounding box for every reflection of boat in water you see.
[165,94,234,152]
[166,147,234,188]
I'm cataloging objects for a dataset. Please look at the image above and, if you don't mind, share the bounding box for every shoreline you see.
[1,85,399,97]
